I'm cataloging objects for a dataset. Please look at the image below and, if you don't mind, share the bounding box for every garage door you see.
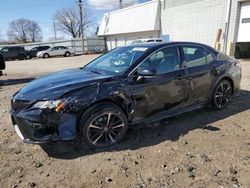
[237,2,250,42]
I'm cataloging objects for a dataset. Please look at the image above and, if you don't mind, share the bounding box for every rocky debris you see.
[120,164,128,173]
[199,153,211,163]
[186,152,194,159]
[170,167,180,175]
[28,182,36,188]
[15,150,22,155]
[229,167,237,175]
[138,154,144,159]
[35,162,43,168]
[134,161,139,165]
[183,140,188,145]
[17,167,23,174]
[105,177,113,182]
[213,169,221,176]
[162,164,167,168]
[186,166,196,179]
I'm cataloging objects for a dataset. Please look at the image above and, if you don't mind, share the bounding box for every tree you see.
[28,21,42,42]
[7,18,42,43]
[54,6,93,38]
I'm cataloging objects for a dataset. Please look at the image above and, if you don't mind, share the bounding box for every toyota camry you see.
[10,42,242,149]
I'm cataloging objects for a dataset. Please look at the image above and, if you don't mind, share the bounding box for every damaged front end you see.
[10,85,99,144]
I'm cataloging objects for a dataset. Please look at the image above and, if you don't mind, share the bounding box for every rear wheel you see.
[43,53,50,58]
[64,52,71,57]
[212,79,233,110]
[80,103,128,149]
[17,54,25,60]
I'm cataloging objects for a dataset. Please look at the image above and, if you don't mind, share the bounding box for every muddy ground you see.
[0,56,250,188]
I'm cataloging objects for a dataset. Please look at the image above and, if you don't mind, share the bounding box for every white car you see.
[131,38,163,44]
[37,46,74,58]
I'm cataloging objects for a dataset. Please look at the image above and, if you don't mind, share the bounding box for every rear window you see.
[182,46,214,68]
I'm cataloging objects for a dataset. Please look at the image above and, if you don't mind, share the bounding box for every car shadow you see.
[0,78,34,86]
[41,89,250,159]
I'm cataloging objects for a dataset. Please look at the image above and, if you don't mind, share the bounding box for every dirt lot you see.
[0,56,250,188]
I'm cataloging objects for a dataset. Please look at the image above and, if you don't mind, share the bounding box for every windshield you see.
[85,46,148,74]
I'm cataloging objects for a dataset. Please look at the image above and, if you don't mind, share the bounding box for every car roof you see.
[126,41,217,54]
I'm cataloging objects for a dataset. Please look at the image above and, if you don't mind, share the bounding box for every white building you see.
[98,0,250,58]
[97,0,161,50]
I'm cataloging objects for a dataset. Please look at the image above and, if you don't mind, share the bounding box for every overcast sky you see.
[0,0,150,41]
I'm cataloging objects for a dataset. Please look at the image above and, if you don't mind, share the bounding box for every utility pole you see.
[119,0,123,9]
[53,21,57,40]
[79,0,84,54]
[223,0,232,54]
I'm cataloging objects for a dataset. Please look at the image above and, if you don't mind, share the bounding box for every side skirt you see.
[131,102,208,125]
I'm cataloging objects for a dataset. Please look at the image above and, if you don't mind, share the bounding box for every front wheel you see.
[80,103,128,149]
[212,79,233,110]
[43,53,50,58]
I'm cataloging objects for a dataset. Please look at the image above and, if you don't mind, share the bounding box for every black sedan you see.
[27,46,50,59]
[10,42,242,149]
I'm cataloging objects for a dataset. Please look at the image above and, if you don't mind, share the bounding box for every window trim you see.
[180,44,216,69]
[128,44,182,76]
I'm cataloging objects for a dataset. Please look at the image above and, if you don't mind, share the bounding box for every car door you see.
[126,46,189,122]
[57,46,65,56]
[180,45,216,105]
[50,47,58,56]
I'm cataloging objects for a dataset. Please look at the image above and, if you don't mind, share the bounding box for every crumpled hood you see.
[14,68,113,100]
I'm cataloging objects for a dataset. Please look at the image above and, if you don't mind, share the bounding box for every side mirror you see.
[138,69,156,77]
[136,69,156,83]
[0,54,5,70]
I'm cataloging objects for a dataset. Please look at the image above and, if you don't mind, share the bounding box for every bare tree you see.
[7,18,42,43]
[28,21,42,42]
[54,7,93,38]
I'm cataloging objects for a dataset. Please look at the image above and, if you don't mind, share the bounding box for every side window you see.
[182,46,214,68]
[147,39,155,43]
[136,46,180,75]
[1,48,9,53]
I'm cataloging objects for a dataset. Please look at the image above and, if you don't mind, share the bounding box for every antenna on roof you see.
[119,0,123,9]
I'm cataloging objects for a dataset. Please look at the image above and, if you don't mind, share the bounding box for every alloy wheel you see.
[214,82,232,108]
[87,112,125,147]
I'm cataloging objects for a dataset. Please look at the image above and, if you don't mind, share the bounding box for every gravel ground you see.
[0,56,250,188]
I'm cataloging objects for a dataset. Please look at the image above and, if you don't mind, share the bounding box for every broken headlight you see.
[32,100,63,110]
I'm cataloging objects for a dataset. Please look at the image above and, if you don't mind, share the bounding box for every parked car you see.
[0,46,28,60]
[131,38,163,44]
[27,46,50,59]
[10,42,241,149]
[36,46,74,58]
[0,53,5,76]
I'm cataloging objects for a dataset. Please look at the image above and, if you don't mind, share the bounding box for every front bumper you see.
[10,107,77,144]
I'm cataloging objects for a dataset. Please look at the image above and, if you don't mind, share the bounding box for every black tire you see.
[211,79,233,110]
[17,54,25,60]
[80,102,128,149]
[43,53,50,58]
[26,54,32,59]
[64,51,71,57]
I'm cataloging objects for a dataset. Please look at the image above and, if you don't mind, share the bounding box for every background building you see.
[98,0,250,58]
[98,0,161,50]
[161,0,250,58]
